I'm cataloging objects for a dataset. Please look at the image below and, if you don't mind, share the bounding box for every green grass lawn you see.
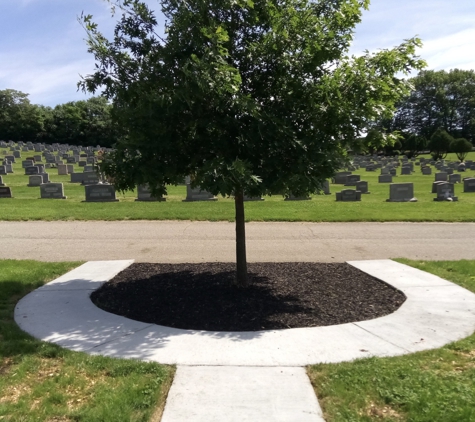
[1,152,475,222]
[308,259,475,422]
[0,260,174,422]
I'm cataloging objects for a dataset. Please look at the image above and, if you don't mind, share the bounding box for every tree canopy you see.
[80,0,426,286]
[389,69,475,142]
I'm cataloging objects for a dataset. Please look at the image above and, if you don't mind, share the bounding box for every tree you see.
[450,138,473,162]
[48,98,117,147]
[0,89,44,141]
[80,0,425,287]
[401,133,427,159]
[428,128,453,160]
[389,69,475,142]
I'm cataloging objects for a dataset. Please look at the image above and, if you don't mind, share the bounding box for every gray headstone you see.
[0,165,6,175]
[22,160,34,168]
[28,175,43,187]
[344,174,361,186]
[25,166,40,175]
[332,172,352,184]
[0,175,4,186]
[135,184,166,201]
[463,178,475,193]
[40,183,66,199]
[432,181,448,193]
[336,189,361,201]
[434,182,457,201]
[421,166,432,175]
[183,183,217,201]
[400,166,411,175]
[435,172,448,182]
[0,186,12,198]
[378,174,392,183]
[386,183,416,202]
[355,181,369,194]
[83,184,119,202]
[448,174,461,184]
[57,164,68,175]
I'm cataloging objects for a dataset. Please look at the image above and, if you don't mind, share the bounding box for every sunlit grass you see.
[0,260,174,422]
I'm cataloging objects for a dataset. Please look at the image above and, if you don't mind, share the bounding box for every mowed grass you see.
[1,152,475,222]
[308,259,475,422]
[0,260,174,422]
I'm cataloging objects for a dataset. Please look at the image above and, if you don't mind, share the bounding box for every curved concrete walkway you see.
[14,259,475,366]
[14,259,475,421]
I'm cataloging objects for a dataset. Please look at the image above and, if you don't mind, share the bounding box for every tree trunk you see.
[234,190,248,287]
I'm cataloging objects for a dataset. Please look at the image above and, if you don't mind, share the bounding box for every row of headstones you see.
[334,179,475,202]
[0,140,108,155]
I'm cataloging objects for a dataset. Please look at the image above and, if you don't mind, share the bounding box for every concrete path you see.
[2,221,475,263]
[14,259,475,421]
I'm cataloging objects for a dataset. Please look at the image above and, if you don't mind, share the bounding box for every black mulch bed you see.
[91,262,406,332]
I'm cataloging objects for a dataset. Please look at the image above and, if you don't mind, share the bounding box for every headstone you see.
[432,181,448,193]
[421,166,432,175]
[457,163,466,172]
[284,194,311,201]
[28,175,43,187]
[22,160,34,168]
[400,166,411,175]
[35,164,45,173]
[83,184,119,202]
[434,182,458,201]
[34,155,42,162]
[41,173,50,183]
[0,175,4,186]
[332,172,352,184]
[448,174,461,184]
[446,168,454,175]
[57,164,68,175]
[67,164,74,174]
[378,174,392,183]
[183,184,217,201]
[322,180,330,195]
[40,183,67,199]
[389,168,397,176]
[67,156,77,164]
[0,165,6,175]
[83,165,94,172]
[435,172,448,182]
[380,167,389,175]
[355,181,369,194]
[70,172,100,184]
[344,174,361,186]
[78,160,87,167]
[25,166,40,175]
[0,186,12,198]
[13,150,21,158]
[336,189,361,201]
[463,178,475,193]
[386,183,416,202]
[5,164,13,173]
[135,184,166,201]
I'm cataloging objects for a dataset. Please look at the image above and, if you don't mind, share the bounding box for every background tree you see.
[389,69,475,142]
[80,0,425,287]
[428,128,453,160]
[450,138,473,162]
[401,133,427,158]
[0,89,44,141]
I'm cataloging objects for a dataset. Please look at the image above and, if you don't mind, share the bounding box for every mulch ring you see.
[90,262,406,332]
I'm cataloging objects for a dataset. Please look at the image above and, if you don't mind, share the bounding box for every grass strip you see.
[307,259,475,422]
[0,260,175,422]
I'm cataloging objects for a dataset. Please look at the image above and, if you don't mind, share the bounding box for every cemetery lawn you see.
[2,152,475,222]
[0,260,174,422]
[308,258,475,422]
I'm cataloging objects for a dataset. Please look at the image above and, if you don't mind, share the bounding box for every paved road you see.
[1,221,474,262]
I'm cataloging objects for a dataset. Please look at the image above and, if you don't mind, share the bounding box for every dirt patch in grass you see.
[363,401,404,420]
[91,262,406,331]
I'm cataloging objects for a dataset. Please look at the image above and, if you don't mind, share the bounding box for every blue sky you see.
[1,0,474,107]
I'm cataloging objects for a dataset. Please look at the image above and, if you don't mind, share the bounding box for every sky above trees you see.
[1,0,474,107]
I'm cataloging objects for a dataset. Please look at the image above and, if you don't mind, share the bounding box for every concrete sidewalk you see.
[14,259,475,421]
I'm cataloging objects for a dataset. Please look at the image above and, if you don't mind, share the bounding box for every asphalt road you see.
[1,221,474,263]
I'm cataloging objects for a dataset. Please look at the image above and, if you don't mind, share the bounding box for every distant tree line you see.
[0,89,118,147]
[359,69,475,160]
